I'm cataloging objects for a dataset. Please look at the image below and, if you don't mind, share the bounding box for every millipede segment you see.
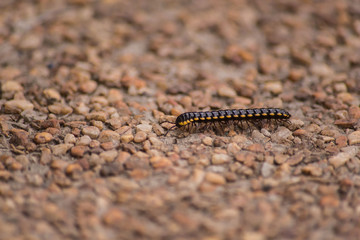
[164,108,291,136]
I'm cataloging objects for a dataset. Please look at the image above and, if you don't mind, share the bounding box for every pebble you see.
[100,150,118,162]
[264,81,283,95]
[100,141,115,150]
[337,92,354,104]
[86,111,108,122]
[51,144,73,156]
[4,100,34,113]
[82,126,100,139]
[227,143,240,155]
[34,132,53,144]
[271,127,293,143]
[103,208,124,225]
[348,131,360,145]
[10,129,29,146]
[77,135,92,146]
[301,165,323,177]
[329,146,359,168]
[134,131,147,143]
[336,135,348,147]
[2,81,23,92]
[64,134,76,144]
[43,88,61,101]
[65,163,83,175]
[211,154,231,165]
[205,172,226,185]
[98,130,121,143]
[149,156,172,168]
[202,137,213,146]
[79,80,97,93]
[136,123,152,133]
[286,152,304,166]
[217,85,237,98]
[121,134,134,143]
[349,106,360,120]
[70,146,88,157]
[107,89,123,103]
[48,103,73,115]
[261,162,275,177]
[8,161,23,171]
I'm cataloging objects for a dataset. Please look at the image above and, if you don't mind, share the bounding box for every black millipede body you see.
[163,108,291,136]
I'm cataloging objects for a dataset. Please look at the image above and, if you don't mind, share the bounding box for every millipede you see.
[163,108,291,136]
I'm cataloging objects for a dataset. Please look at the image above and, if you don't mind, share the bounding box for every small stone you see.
[100,141,115,150]
[259,55,278,74]
[264,81,283,95]
[43,88,61,101]
[336,135,348,147]
[98,130,120,143]
[337,92,354,104]
[211,154,230,165]
[74,102,90,115]
[70,146,88,157]
[274,153,287,165]
[64,134,76,144]
[121,134,134,143]
[51,144,73,156]
[2,81,23,92]
[82,126,100,139]
[4,100,34,113]
[107,89,123,103]
[79,80,97,93]
[293,129,308,136]
[310,63,333,77]
[78,135,92,146]
[136,123,152,133]
[34,132,53,144]
[48,103,73,115]
[10,129,29,146]
[205,172,226,185]
[100,150,118,162]
[50,159,68,170]
[329,146,359,168]
[150,156,172,168]
[100,162,124,176]
[243,231,265,240]
[348,131,360,145]
[115,151,131,163]
[134,131,147,143]
[286,152,304,166]
[202,137,213,146]
[65,163,83,175]
[271,127,293,143]
[261,162,275,177]
[86,111,108,122]
[349,106,360,120]
[302,165,323,177]
[218,85,237,98]
[103,208,124,225]
[8,161,23,171]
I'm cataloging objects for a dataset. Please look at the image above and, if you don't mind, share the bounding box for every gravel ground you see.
[1,0,360,239]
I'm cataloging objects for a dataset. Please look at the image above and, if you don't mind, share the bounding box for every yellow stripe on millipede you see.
[213,117,218,119]
[219,116,225,119]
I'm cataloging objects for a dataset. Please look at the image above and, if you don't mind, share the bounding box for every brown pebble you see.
[335,135,348,147]
[150,156,172,168]
[103,208,124,225]
[115,151,131,164]
[51,144,73,156]
[98,130,121,143]
[205,172,226,185]
[100,150,118,162]
[86,111,108,122]
[211,154,230,165]
[34,132,53,144]
[48,103,73,115]
[70,146,88,157]
[82,126,100,139]
[43,88,61,101]
[65,163,83,175]
[4,100,34,113]
[10,129,29,146]
[301,165,323,177]
[121,134,134,143]
[349,106,360,120]
[79,80,97,93]
[348,131,360,145]
[100,141,115,150]
[134,131,147,143]
[286,152,304,166]
[202,137,213,146]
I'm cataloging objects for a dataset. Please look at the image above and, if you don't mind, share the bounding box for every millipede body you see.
[164,108,291,136]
